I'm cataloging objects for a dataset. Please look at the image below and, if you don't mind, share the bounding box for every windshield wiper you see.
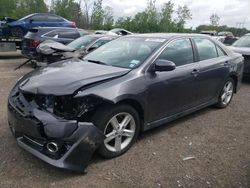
[86,59,107,65]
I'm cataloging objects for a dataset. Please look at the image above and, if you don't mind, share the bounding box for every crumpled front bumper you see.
[8,101,105,172]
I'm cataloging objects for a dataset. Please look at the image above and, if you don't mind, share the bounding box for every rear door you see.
[27,14,47,29]
[45,15,65,27]
[192,37,230,104]
[146,38,200,122]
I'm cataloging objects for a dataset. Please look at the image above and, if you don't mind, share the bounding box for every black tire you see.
[11,27,24,38]
[92,104,140,159]
[215,78,235,108]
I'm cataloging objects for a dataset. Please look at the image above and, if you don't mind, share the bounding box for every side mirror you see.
[152,59,176,72]
[29,19,34,23]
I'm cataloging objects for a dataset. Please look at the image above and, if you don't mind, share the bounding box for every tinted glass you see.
[30,15,47,22]
[58,30,79,39]
[157,39,194,66]
[44,30,59,37]
[47,15,64,22]
[232,36,250,47]
[84,37,165,69]
[91,39,111,48]
[194,38,218,61]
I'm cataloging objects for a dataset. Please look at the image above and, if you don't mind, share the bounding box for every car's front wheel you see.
[216,78,235,108]
[92,104,140,158]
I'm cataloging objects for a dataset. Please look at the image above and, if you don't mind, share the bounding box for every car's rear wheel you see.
[216,78,235,108]
[92,104,140,158]
[11,27,24,38]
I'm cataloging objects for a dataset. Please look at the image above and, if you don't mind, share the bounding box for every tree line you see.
[0,0,249,36]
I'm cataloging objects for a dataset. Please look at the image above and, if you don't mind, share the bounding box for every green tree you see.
[210,13,220,26]
[103,6,114,30]
[15,0,48,18]
[91,0,104,29]
[175,5,192,32]
[159,1,174,32]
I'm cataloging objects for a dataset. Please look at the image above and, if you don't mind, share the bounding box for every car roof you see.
[124,33,212,39]
[80,34,119,39]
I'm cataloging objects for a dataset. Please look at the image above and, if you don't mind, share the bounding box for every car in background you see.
[213,36,238,46]
[8,33,243,172]
[3,13,76,38]
[21,27,89,59]
[229,33,250,77]
[33,34,119,66]
[218,31,234,37]
[200,31,217,36]
[95,28,133,36]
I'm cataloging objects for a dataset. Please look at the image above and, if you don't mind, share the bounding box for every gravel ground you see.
[0,56,250,188]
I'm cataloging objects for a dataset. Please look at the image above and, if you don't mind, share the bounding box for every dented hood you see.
[19,58,130,95]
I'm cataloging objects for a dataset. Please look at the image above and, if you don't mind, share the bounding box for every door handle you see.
[191,69,199,76]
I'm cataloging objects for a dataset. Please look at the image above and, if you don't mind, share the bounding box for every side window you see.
[47,15,65,22]
[193,38,217,61]
[157,39,194,66]
[44,30,59,38]
[31,15,47,22]
[217,46,226,57]
[58,30,80,39]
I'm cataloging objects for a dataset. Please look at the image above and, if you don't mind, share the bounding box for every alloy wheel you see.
[104,112,136,152]
[221,81,234,105]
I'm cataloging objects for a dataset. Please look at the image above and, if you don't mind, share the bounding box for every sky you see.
[102,0,250,29]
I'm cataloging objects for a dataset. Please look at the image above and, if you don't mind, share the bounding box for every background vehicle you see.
[34,34,118,66]
[8,34,244,172]
[4,13,76,38]
[21,27,89,59]
[218,31,234,37]
[200,31,217,36]
[95,28,133,36]
[229,33,250,77]
[213,36,238,46]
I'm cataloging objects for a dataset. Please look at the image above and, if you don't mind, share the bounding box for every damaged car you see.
[8,34,244,172]
[33,34,119,67]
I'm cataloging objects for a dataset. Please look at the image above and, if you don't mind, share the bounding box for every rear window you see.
[47,15,65,22]
[193,38,218,61]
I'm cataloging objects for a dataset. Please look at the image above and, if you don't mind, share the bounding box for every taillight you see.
[31,39,39,48]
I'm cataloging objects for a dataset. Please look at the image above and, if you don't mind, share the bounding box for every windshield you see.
[84,37,165,69]
[232,36,250,47]
[67,36,98,49]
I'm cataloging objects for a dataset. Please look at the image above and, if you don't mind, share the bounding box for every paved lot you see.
[0,55,250,188]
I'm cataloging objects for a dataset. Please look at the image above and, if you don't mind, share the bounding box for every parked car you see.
[21,27,89,59]
[229,33,250,77]
[95,28,133,36]
[4,13,76,38]
[218,31,234,37]
[34,34,119,66]
[213,36,238,46]
[200,31,217,36]
[8,33,243,172]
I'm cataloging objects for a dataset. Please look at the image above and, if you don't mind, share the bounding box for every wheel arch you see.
[116,98,145,131]
[229,73,238,93]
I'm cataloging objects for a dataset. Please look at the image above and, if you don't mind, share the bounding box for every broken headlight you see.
[35,95,103,120]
